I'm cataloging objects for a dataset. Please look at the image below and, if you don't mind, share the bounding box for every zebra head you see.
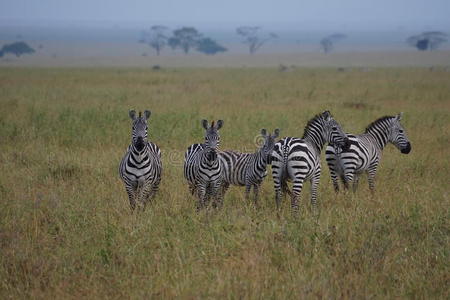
[202,119,224,161]
[320,111,350,150]
[260,128,280,163]
[129,110,151,152]
[389,113,411,154]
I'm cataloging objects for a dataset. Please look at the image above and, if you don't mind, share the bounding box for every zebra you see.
[271,111,350,213]
[325,113,411,193]
[219,128,280,206]
[184,120,224,210]
[119,110,162,210]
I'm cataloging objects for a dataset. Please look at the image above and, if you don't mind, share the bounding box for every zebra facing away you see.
[219,128,280,206]
[119,110,162,210]
[271,111,350,213]
[184,120,224,210]
[325,113,411,193]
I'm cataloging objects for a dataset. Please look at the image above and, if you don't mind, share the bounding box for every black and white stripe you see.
[271,111,350,213]
[219,129,279,206]
[184,120,224,210]
[119,110,162,210]
[325,113,411,192]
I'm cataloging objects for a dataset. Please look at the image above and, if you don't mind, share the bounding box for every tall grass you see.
[0,67,448,298]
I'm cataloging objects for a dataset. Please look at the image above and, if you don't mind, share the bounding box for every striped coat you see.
[219,129,279,205]
[271,111,350,213]
[325,113,411,192]
[119,110,162,210]
[184,120,224,210]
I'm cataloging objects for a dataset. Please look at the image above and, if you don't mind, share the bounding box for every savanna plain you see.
[0,66,449,298]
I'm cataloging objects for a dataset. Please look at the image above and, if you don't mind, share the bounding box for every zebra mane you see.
[364,116,395,133]
[302,112,327,137]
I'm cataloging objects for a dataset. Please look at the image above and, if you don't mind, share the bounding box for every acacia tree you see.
[0,41,35,57]
[236,26,278,54]
[320,33,347,53]
[169,27,202,54]
[407,31,448,51]
[141,25,169,56]
[196,38,227,55]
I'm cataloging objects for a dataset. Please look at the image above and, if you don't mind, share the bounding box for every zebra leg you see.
[253,184,260,207]
[212,182,224,209]
[196,186,207,211]
[332,175,340,193]
[352,175,359,193]
[126,186,137,211]
[310,172,321,216]
[326,147,340,193]
[143,183,159,207]
[272,175,283,209]
[329,165,340,193]
[245,184,251,201]
[282,181,291,198]
[343,168,355,191]
[367,166,378,193]
[291,180,304,214]
[341,175,350,190]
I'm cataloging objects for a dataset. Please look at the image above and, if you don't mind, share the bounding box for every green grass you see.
[0,67,449,298]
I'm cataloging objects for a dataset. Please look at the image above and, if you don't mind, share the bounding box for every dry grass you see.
[0,67,449,298]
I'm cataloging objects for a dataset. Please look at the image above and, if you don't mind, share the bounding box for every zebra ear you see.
[129,110,137,120]
[216,120,224,130]
[273,128,280,138]
[144,110,151,120]
[322,110,332,121]
[201,119,208,130]
[396,112,403,121]
[260,129,267,136]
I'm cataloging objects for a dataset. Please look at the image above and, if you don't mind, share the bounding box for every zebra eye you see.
[332,126,337,131]
[399,129,403,133]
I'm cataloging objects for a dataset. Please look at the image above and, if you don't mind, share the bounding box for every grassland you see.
[0,67,449,298]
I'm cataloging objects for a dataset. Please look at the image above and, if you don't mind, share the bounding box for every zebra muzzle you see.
[401,142,411,154]
[207,151,217,161]
[135,137,145,151]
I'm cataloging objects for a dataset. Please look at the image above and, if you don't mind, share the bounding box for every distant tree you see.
[407,31,448,51]
[140,25,169,56]
[196,38,227,55]
[236,26,278,54]
[320,38,333,54]
[320,33,347,54]
[168,36,180,51]
[169,27,202,54]
[0,41,35,57]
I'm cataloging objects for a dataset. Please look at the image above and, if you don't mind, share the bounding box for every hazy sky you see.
[1,0,449,30]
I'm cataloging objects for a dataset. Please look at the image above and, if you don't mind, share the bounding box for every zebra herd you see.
[119,110,411,212]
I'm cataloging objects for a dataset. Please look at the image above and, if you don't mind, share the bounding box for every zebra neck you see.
[200,148,218,164]
[131,144,148,160]
[256,148,267,165]
[366,128,388,150]
[303,131,324,154]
